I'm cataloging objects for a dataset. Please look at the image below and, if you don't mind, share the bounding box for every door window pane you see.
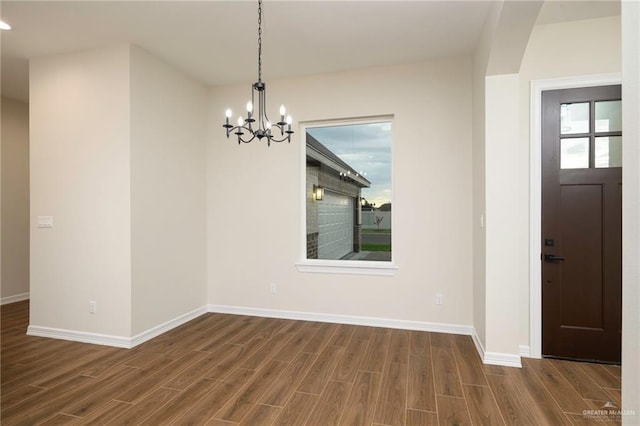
[561,103,589,134]
[595,136,622,168]
[561,138,589,169]
[595,100,622,132]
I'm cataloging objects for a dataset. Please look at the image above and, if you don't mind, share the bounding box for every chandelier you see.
[223,0,293,146]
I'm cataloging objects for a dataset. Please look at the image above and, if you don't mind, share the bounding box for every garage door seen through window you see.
[305,120,392,262]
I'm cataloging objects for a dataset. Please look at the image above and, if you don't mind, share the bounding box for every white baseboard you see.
[22,302,524,368]
[27,305,208,349]
[484,351,522,368]
[471,328,486,360]
[1,292,30,305]
[208,305,528,367]
[207,304,474,336]
[519,344,531,358]
[130,305,208,347]
[472,328,522,368]
[27,325,131,348]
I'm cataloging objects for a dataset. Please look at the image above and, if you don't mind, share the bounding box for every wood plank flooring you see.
[1,301,622,425]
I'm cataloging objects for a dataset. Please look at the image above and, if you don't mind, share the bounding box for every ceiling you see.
[0,0,620,103]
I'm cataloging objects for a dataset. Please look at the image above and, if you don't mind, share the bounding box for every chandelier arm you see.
[266,134,292,143]
[230,123,251,143]
[237,129,257,144]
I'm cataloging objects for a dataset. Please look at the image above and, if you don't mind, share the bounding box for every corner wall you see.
[29,46,132,337]
[473,0,542,365]
[28,44,209,343]
[485,73,522,362]
[130,46,208,335]
[471,0,503,355]
[1,97,30,304]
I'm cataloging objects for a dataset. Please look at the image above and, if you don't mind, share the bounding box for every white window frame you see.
[295,115,398,276]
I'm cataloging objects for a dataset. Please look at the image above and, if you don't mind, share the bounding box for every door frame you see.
[529,73,622,359]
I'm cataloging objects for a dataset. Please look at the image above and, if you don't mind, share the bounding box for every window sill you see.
[295,259,398,276]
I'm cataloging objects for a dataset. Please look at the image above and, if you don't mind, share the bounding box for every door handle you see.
[544,254,565,262]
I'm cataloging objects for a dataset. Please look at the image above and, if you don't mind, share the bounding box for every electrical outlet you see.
[270,283,277,294]
[89,301,97,314]
[435,293,444,305]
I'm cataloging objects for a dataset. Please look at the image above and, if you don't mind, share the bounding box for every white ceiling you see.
[0,0,620,103]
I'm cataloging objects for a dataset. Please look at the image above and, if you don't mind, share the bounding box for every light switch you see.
[37,216,54,228]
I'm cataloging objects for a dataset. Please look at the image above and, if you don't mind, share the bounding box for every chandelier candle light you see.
[223,0,293,146]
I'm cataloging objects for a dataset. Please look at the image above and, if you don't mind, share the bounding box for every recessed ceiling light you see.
[0,20,12,31]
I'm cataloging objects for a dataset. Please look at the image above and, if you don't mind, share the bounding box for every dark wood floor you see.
[1,301,622,425]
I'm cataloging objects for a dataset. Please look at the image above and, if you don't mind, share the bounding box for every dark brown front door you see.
[542,85,622,364]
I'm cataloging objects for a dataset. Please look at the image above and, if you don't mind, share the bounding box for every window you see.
[300,117,394,274]
[560,99,622,169]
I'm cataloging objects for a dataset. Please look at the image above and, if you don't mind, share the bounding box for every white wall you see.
[485,74,522,360]
[130,46,208,335]
[1,97,30,303]
[29,46,132,337]
[472,0,503,354]
[208,57,474,327]
[622,1,640,422]
[518,16,622,349]
[29,44,209,341]
[473,0,542,363]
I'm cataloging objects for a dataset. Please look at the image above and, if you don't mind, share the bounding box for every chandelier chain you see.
[257,0,262,82]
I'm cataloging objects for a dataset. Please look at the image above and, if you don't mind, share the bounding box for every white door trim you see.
[529,73,622,359]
